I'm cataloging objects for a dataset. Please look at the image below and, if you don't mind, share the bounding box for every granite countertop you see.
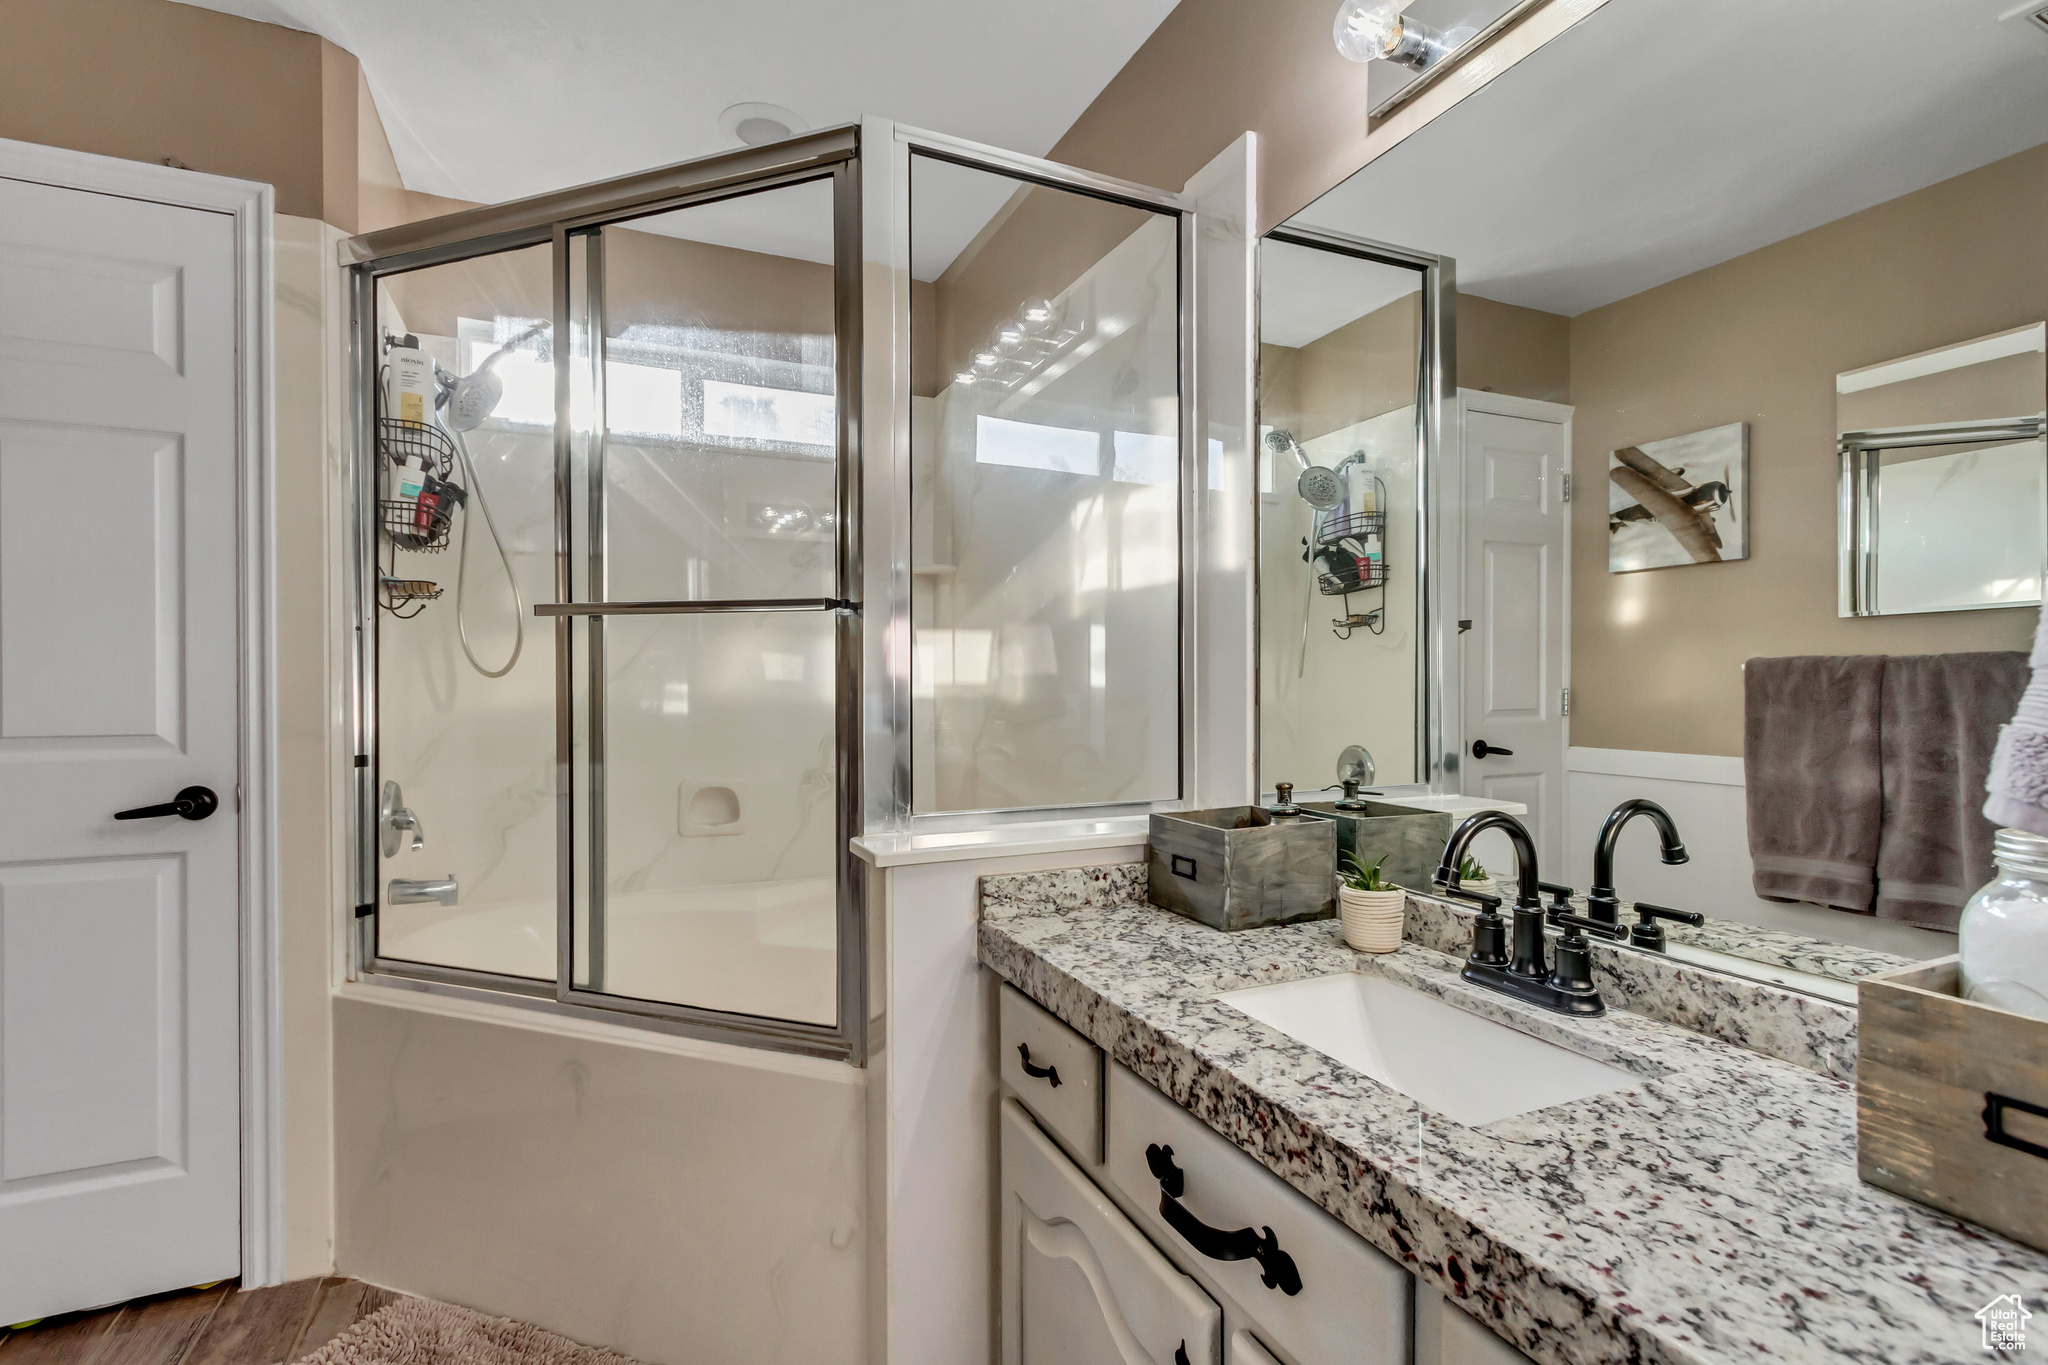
[978,867,2046,1365]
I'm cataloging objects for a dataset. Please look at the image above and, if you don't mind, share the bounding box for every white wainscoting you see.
[1564,747,1957,959]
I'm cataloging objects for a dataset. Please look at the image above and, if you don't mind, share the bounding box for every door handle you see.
[1470,740,1515,759]
[1145,1144,1303,1295]
[115,785,219,821]
[1016,1043,1062,1088]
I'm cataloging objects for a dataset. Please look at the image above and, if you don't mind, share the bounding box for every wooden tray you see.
[1858,954,2048,1252]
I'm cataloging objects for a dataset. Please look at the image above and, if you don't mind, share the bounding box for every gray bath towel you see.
[1985,610,2048,836]
[1745,654,1886,911]
[1878,651,2029,929]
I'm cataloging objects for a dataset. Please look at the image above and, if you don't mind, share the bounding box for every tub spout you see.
[389,876,458,907]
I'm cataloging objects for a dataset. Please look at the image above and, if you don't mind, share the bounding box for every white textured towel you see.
[1985,610,2048,836]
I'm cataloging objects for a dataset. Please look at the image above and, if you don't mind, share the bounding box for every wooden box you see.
[1298,800,1455,894]
[1147,808,1336,932]
[1857,955,2048,1252]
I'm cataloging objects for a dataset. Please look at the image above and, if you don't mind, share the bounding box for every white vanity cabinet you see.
[997,984,1536,1365]
[1001,1098,1222,1365]
[1414,1284,1538,1365]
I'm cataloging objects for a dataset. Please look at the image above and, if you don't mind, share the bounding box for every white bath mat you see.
[297,1298,645,1365]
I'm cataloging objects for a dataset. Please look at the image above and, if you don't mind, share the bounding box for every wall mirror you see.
[1256,232,1444,801]
[1261,0,2048,1001]
[1838,323,2047,617]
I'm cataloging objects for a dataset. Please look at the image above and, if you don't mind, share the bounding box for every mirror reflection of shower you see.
[1256,234,1429,791]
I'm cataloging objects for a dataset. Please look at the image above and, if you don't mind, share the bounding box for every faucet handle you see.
[1433,882,1503,915]
[1626,901,1704,952]
[1633,901,1704,926]
[1549,911,1626,942]
[1537,880,1575,911]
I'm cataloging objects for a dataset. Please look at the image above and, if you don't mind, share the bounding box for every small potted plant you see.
[1338,852,1406,953]
[1453,854,1497,901]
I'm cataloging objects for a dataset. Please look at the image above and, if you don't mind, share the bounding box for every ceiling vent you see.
[2001,0,2048,41]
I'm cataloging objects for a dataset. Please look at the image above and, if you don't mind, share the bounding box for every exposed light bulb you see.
[1332,0,1451,70]
[954,371,978,386]
[995,326,1024,353]
[973,351,999,373]
[1020,300,1056,330]
[1333,0,1399,61]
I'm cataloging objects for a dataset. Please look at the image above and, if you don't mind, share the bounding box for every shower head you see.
[1263,428,1344,510]
[443,322,550,432]
[1297,466,1343,510]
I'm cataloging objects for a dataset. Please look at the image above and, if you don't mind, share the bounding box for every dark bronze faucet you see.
[1434,810,1610,1016]
[1586,799,1689,927]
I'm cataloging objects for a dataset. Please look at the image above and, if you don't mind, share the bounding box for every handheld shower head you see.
[1297,466,1343,510]
[1262,428,1343,510]
[444,322,550,432]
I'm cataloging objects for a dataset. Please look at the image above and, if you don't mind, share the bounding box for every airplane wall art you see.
[1608,422,1748,572]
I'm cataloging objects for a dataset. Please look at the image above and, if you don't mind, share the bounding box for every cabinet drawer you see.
[1002,1099,1220,1365]
[1106,1063,1410,1365]
[999,983,1105,1164]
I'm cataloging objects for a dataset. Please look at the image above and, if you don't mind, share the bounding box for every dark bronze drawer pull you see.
[1145,1143,1302,1296]
[1017,1043,1062,1088]
[1985,1091,2048,1160]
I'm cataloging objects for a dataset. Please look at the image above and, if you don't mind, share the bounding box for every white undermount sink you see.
[1216,972,1641,1127]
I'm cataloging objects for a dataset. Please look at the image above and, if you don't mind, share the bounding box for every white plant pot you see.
[1339,885,1406,954]
[1456,877,1499,902]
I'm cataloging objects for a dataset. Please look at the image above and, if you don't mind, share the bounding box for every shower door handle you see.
[115,785,220,821]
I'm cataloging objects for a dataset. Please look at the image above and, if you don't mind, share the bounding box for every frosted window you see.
[976,415,1101,475]
[702,378,835,448]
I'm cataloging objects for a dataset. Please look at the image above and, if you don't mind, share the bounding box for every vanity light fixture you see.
[1333,0,1454,71]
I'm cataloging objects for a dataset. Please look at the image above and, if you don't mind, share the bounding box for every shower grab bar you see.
[534,597,858,617]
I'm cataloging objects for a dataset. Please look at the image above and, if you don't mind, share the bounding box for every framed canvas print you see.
[1608,422,1747,572]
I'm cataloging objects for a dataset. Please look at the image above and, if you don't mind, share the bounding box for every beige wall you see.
[1045,0,1378,235]
[1260,289,1569,441]
[0,0,467,234]
[1,0,347,222]
[1460,295,1571,404]
[1569,141,2048,756]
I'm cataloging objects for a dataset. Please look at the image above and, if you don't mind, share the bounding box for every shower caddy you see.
[374,409,466,617]
[1307,470,1389,638]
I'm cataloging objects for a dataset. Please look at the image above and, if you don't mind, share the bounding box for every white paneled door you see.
[0,174,242,1319]
[1460,400,1570,872]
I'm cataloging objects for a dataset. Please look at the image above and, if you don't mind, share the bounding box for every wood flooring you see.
[0,1277,407,1365]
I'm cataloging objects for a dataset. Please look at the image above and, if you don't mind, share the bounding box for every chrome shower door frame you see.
[344,128,868,1062]
[1252,225,1458,793]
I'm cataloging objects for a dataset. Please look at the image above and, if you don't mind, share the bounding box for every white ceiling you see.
[170,0,1179,278]
[1290,0,2048,317]
[1259,238,1421,348]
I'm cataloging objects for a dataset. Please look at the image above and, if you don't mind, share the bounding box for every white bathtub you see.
[378,876,837,1025]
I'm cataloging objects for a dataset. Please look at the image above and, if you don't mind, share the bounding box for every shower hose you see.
[448,426,524,678]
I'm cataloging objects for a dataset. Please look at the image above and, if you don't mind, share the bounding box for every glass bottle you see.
[1959,828,2048,1020]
